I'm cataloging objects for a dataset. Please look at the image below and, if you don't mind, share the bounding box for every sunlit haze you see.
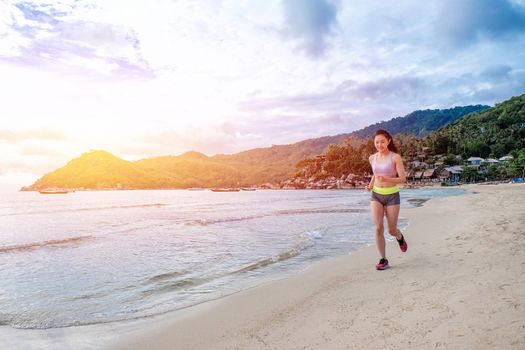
[1,0,525,190]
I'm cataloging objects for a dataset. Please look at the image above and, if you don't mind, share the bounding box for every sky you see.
[1,0,525,190]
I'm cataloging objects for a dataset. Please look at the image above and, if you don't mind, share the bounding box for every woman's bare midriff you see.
[374,179,397,188]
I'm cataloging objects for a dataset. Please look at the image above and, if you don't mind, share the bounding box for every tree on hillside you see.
[508,148,525,178]
[398,134,421,159]
[443,154,460,166]
[461,166,479,183]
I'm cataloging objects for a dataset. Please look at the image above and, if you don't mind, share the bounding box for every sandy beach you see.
[103,183,524,350]
[2,183,524,349]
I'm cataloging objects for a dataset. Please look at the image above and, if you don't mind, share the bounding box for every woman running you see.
[365,129,408,270]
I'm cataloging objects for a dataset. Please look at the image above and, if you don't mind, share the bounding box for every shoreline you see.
[1,183,523,349]
[17,180,468,193]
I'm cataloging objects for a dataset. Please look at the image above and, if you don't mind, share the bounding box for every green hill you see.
[29,150,166,190]
[24,103,500,190]
[135,153,243,188]
[352,105,489,138]
[295,94,525,182]
[208,105,487,183]
[426,95,525,158]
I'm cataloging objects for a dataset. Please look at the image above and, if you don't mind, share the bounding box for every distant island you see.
[22,95,525,191]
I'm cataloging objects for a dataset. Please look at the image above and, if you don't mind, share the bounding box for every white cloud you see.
[111,121,265,159]
[0,0,524,189]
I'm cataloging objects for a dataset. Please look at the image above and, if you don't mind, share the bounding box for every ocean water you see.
[0,188,463,329]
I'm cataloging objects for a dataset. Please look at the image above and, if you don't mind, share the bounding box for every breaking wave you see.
[187,208,365,226]
[0,235,95,254]
[3,203,167,217]
[232,239,314,274]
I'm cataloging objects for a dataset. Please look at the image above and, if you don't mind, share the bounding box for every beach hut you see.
[440,166,463,183]
[407,170,424,183]
[467,157,484,166]
[412,170,424,183]
[422,169,437,182]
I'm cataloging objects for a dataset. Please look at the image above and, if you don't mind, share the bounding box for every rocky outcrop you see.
[280,173,370,190]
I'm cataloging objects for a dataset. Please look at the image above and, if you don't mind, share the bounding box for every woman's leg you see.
[370,201,386,258]
[385,204,403,240]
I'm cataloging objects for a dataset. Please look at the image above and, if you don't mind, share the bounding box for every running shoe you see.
[397,233,407,252]
[376,258,389,270]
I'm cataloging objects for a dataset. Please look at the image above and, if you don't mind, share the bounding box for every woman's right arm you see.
[366,176,375,191]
